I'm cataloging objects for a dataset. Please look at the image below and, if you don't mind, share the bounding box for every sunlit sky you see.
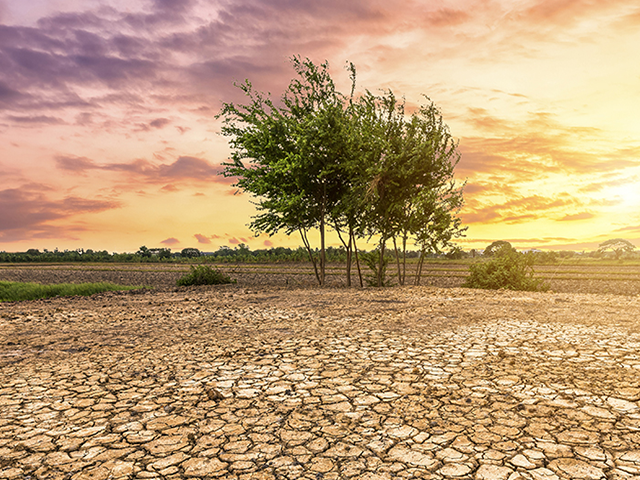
[1,0,640,253]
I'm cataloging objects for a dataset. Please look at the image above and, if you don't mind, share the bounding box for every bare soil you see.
[2,264,640,479]
[2,261,640,295]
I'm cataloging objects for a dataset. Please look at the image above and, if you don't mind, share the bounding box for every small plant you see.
[360,250,393,287]
[176,265,236,286]
[463,244,548,291]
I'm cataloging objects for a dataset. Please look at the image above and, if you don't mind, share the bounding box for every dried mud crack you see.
[2,285,640,479]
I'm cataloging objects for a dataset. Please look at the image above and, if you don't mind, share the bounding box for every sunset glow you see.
[1,0,640,252]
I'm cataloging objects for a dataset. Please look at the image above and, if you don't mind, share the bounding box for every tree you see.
[219,56,354,286]
[484,240,512,257]
[348,91,466,286]
[181,248,201,258]
[598,238,635,260]
[219,57,466,287]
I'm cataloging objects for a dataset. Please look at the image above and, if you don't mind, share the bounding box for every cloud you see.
[458,110,640,179]
[557,212,595,222]
[263,239,273,247]
[614,225,640,233]
[228,237,240,244]
[0,184,120,242]
[55,155,97,171]
[194,233,211,244]
[160,237,180,245]
[54,154,235,185]
[461,194,576,225]
[7,115,64,124]
[149,117,170,128]
[579,176,639,193]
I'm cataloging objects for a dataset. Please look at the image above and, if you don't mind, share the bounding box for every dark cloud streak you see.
[55,154,235,185]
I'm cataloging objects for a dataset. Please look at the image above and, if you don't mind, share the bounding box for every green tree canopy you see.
[218,56,466,287]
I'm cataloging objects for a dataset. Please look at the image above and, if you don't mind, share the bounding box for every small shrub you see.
[176,265,235,286]
[360,250,393,287]
[463,245,548,291]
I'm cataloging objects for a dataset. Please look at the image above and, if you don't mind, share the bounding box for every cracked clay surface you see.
[2,285,640,479]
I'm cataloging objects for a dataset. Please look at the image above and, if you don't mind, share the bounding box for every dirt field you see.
[2,265,640,479]
[2,260,640,295]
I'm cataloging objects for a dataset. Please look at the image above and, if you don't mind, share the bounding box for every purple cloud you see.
[54,154,235,185]
[149,117,170,128]
[7,115,63,124]
[0,184,120,241]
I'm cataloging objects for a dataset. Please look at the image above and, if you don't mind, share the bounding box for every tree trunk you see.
[346,232,352,287]
[299,228,321,285]
[353,232,363,287]
[377,238,386,287]
[402,233,407,286]
[392,236,403,285]
[335,223,352,287]
[320,187,326,286]
[415,247,426,286]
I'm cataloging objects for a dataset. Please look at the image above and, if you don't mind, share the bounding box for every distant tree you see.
[464,243,547,291]
[598,238,635,260]
[137,246,151,258]
[445,246,466,260]
[234,243,251,256]
[180,248,201,258]
[484,240,512,257]
[25,249,41,256]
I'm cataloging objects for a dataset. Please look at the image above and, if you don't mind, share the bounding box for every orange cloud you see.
[557,212,595,222]
[461,194,577,225]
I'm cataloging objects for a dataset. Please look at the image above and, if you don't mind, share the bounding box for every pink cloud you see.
[228,237,240,245]
[263,240,273,247]
[160,237,180,245]
[194,233,211,244]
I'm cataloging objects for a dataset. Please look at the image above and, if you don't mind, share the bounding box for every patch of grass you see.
[176,265,236,286]
[0,281,143,302]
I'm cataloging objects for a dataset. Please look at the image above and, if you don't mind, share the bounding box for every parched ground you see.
[2,267,640,479]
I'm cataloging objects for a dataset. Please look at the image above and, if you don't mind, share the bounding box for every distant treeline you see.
[0,244,620,264]
[0,245,355,263]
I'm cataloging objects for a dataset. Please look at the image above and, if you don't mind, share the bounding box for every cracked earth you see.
[2,285,640,479]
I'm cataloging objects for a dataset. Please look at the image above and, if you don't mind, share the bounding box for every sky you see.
[1,0,640,253]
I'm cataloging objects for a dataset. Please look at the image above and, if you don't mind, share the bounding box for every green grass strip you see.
[0,281,143,302]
